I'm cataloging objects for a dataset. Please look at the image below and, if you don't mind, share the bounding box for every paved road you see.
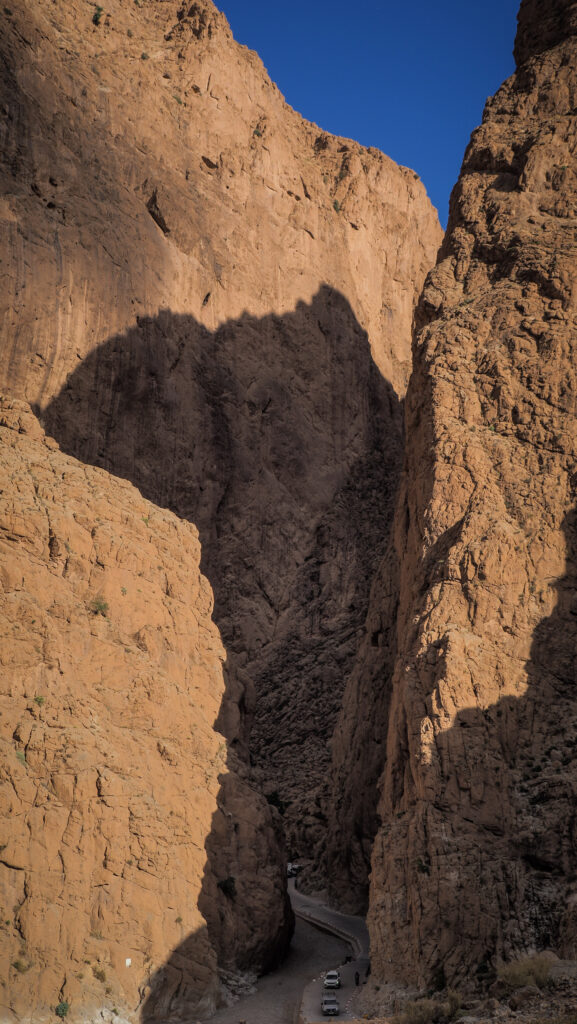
[290,880,370,1024]
[206,914,350,1024]
[290,881,369,958]
[206,882,369,1024]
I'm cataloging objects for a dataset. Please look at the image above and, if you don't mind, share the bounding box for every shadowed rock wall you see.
[41,291,402,881]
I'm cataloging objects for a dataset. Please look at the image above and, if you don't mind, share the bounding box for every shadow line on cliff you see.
[39,285,402,1020]
[379,504,577,988]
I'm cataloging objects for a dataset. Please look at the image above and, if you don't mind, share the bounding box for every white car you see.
[321,994,340,1015]
[323,969,341,989]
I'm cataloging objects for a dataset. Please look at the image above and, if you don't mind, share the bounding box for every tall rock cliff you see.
[362,0,577,990]
[0,0,441,1018]
[0,396,239,1023]
[0,0,441,896]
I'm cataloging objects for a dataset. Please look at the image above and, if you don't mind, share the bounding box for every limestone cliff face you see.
[0,0,441,889]
[364,0,577,989]
[0,396,283,1023]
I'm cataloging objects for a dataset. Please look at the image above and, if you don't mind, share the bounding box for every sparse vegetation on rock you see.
[497,954,553,992]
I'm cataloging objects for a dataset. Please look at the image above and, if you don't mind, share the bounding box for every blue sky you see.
[215,0,520,228]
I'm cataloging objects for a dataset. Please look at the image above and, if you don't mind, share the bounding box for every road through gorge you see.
[207,883,369,1024]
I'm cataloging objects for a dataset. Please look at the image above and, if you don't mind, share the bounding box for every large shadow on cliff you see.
[40,285,402,1019]
[40,287,401,766]
[41,286,400,660]
[395,505,577,986]
[41,288,402,846]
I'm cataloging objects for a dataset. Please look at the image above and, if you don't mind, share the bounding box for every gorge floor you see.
[207,916,350,1024]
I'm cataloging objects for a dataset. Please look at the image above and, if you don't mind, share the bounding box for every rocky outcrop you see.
[364,0,577,991]
[0,396,282,1023]
[0,0,441,888]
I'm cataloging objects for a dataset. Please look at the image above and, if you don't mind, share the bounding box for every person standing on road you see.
[354,971,360,986]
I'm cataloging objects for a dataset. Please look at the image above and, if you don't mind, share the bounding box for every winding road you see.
[291,880,369,1024]
[207,881,369,1024]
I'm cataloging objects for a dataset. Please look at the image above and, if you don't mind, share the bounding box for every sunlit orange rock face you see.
[0,395,291,1023]
[0,0,440,1018]
[0,397,226,1021]
[362,0,577,989]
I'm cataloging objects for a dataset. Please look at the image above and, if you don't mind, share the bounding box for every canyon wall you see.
[0,396,220,1022]
[0,0,441,1019]
[0,0,440,896]
[0,393,291,1024]
[362,0,577,989]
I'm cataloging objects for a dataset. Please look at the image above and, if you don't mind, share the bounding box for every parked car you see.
[323,969,341,989]
[321,994,340,1016]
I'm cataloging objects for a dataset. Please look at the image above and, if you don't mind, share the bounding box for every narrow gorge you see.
[1,0,577,1022]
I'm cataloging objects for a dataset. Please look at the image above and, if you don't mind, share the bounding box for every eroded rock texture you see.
[0,0,440,897]
[365,0,577,989]
[0,0,441,1016]
[0,397,229,1022]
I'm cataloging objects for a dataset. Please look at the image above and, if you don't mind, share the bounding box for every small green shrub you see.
[141,52,149,60]
[394,990,461,1024]
[497,953,552,991]
[15,751,26,765]
[55,1003,69,1019]
[445,990,461,1019]
[34,695,45,706]
[253,127,262,137]
[332,199,340,213]
[90,596,108,617]
[92,966,106,983]
[92,6,103,25]
[396,997,439,1024]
